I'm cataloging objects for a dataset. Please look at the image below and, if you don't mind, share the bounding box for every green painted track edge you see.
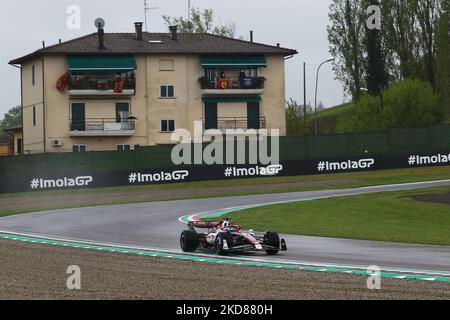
[1,232,449,283]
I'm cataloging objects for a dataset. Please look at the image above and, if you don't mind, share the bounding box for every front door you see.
[71,103,85,131]
[204,102,218,129]
[247,102,260,129]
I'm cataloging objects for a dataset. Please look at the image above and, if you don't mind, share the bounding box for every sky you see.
[0,0,346,119]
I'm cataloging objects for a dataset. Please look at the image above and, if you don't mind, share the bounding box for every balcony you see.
[202,117,266,131]
[67,75,136,96]
[199,76,265,95]
[70,118,136,137]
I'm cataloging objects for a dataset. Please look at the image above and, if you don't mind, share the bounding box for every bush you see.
[336,94,383,133]
[336,79,445,133]
[383,79,444,127]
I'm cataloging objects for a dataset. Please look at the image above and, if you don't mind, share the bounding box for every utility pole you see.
[303,62,307,124]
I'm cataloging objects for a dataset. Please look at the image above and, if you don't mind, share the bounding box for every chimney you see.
[277,43,280,48]
[169,26,178,41]
[97,27,105,49]
[250,31,253,42]
[135,22,143,41]
[42,41,46,48]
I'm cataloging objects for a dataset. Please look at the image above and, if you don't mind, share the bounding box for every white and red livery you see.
[180,219,287,255]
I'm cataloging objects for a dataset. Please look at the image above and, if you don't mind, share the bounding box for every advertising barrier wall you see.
[1,151,449,193]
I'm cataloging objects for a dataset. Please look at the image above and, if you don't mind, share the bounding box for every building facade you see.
[9,24,297,153]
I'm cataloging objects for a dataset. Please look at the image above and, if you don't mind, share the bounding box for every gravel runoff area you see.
[1,239,449,300]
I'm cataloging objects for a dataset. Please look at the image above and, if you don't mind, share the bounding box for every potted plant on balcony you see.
[198,76,210,89]
[256,77,266,89]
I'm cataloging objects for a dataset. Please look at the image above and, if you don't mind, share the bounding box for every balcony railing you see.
[199,77,266,90]
[68,77,135,95]
[70,118,136,136]
[203,117,266,130]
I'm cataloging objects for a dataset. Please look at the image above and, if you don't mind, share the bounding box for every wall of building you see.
[42,55,149,152]
[145,54,203,145]
[22,59,45,153]
[13,131,23,154]
[20,52,287,153]
[259,54,287,135]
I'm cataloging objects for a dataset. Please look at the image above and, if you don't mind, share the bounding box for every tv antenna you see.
[188,0,192,32]
[144,0,158,32]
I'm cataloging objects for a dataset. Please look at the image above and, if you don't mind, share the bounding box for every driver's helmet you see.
[222,220,231,228]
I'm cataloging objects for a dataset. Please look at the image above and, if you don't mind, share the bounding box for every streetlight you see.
[314,57,334,135]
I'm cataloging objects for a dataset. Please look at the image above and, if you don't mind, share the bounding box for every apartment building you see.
[9,23,297,153]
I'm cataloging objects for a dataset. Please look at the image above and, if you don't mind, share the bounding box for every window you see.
[70,72,85,81]
[116,144,132,151]
[73,145,87,152]
[160,120,175,132]
[115,103,130,123]
[32,106,36,126]
[32,65,35,86]
[159,59,174,71]
[245,68,259,77]
[160,85,175,98]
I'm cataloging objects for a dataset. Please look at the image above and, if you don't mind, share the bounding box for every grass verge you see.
[226,186,450,246]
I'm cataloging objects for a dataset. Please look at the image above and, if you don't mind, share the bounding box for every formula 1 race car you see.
[180,219,287,255]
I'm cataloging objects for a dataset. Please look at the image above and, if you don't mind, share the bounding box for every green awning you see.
[200,55,267,68]
[67,56,137,71]
[203,96,261,103]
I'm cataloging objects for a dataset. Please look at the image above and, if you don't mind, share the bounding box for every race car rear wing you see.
[188,221,221,229]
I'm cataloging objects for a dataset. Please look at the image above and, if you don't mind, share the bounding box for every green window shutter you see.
[204,102,218,130]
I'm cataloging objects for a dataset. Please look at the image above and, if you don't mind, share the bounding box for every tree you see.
[328,0,367,100]
[435,0,450,113]
[163,8,236,38]
[0,106,21,130]
[415,0,442,87]
[336,79,444,132]
[329,0,447,99]
[383,79,444,127]
[365,0,389,96]
[382,0,421,80]
[285,99,311,135]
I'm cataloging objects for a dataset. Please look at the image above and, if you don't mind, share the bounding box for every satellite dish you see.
[94,18,105,29]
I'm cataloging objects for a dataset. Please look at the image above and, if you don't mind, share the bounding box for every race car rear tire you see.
[263,231,280,255]
[215,232,232,256]
[180,230,198,252]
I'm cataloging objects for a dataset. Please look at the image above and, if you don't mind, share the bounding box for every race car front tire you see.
[215,232,232,256]
[180,230,198,252]
[263,231,280,255]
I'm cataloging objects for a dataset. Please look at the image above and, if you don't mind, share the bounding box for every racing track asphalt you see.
[1,180,450,273]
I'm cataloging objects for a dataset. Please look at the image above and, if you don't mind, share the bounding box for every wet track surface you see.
[1,180,450,272]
